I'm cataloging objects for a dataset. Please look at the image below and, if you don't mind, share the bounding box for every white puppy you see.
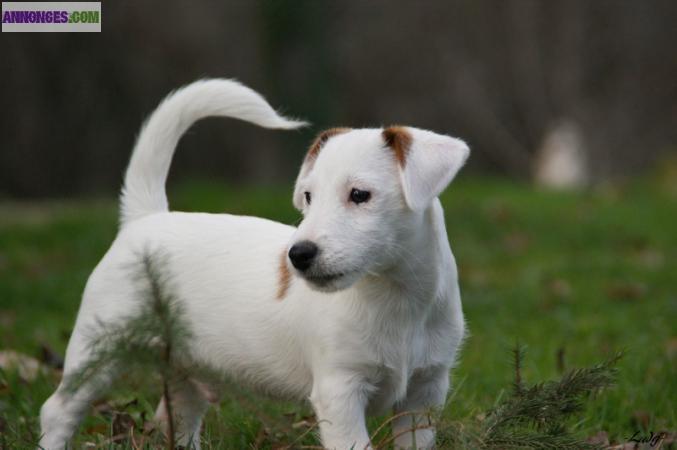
[38,79,469,450]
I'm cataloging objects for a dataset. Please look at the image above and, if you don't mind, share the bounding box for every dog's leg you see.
[392,366,450,450]
[39,378,113,449]
[310,372,372,450]
[153,377,210,449]
[39,333,117,450]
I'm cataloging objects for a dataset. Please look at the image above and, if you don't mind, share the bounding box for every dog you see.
[38,79,469,450]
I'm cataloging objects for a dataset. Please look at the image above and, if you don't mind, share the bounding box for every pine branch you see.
[63,249,192,450]
[512,342,526,396]
[484,351,621,436]
[162,378,175,450]
[483,430,599,449]
[438,348,621,450]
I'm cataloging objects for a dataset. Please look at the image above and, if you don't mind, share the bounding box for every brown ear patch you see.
[276,249,291,300]
[305,127,351,164]
[382,126,412,168]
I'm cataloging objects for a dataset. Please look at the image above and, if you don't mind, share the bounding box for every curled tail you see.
[120,78,307,225]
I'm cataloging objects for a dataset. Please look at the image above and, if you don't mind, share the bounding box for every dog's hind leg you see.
[39,327,118,450]
[153,377,210,450]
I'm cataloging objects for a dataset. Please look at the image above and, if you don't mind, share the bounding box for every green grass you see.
[1,176,675,448]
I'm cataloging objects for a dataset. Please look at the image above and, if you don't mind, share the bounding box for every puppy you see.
[38,79,469,450]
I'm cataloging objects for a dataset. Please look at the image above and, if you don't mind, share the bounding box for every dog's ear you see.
[383,126,470,211]
[293,128,351,209]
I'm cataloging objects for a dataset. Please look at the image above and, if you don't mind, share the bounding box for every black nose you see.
[288,241,318,271]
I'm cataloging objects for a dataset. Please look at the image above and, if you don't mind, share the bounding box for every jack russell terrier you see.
[39,79,469,450]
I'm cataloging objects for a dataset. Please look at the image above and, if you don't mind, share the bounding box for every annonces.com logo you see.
[2,2,101,32]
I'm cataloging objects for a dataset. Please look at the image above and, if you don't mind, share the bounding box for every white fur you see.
[39,79,468,450]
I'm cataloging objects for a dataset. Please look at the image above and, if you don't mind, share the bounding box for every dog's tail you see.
[120,78,307,226]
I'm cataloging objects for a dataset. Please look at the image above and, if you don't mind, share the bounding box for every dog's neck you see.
[357,198,451,312]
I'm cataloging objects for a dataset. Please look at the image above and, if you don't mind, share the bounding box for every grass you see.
[0,175,675,448]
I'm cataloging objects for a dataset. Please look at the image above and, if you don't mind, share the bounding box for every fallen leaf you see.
[665,337,677,359]
[112,411,136,436]
[84,423,108,436]
[142,420,157,435]
[0,310,15,328]
[503,232,530,253]
[0,350,48,382]
[632,247,664,270]
[291,419,315,429]
[586,430,609,446]
[545,278,572,299]
[631,410,651,430]
[93,399,114,416]
[606,282,647,301]
[484,202,512,223]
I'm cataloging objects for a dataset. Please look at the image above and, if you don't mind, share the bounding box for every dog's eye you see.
[304,192,311,205]
[349,188,371,204]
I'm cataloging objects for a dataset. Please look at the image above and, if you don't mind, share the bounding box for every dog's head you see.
[288,126,469,292]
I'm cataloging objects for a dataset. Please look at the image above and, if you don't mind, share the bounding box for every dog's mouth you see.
[304,272,345,285]
[300,269,362,293]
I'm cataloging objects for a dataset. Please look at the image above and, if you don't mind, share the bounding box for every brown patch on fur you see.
[305,127,351,166]
[276,249,291,300]
[382,126,412,167]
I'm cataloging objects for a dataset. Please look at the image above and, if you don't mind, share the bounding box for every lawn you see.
[1,176,675,448]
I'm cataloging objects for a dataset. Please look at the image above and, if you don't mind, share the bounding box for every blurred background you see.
[1,1,676,447]
[2,0,677,197]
